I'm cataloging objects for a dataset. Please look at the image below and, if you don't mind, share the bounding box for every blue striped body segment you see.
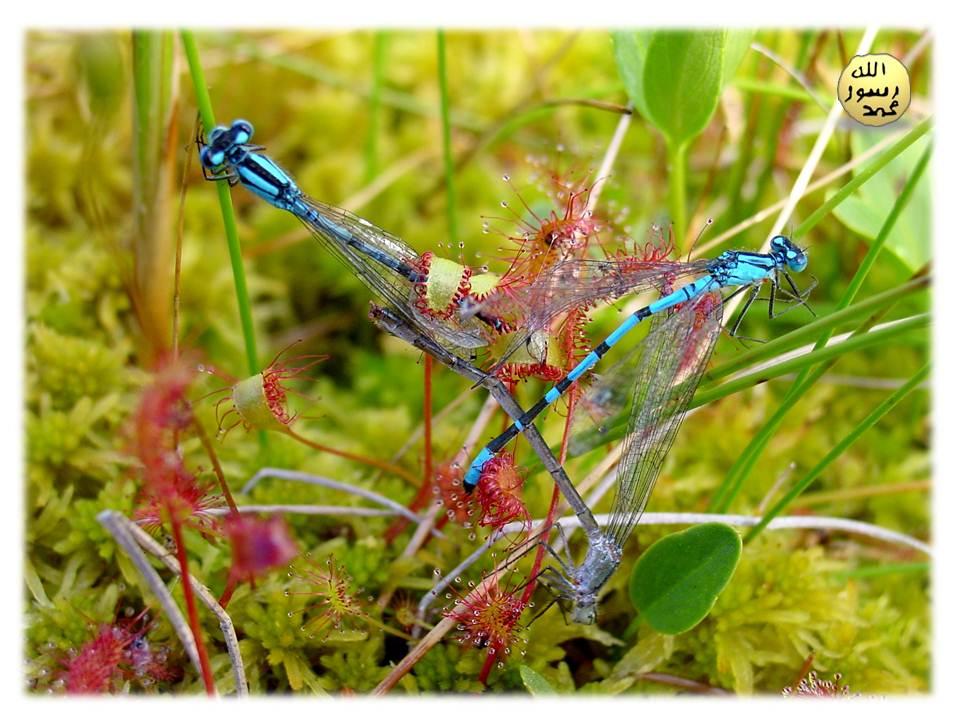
[463,236,810,491]
[197,118,490,350]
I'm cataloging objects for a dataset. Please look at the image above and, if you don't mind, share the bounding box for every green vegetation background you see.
[25,29,930,694]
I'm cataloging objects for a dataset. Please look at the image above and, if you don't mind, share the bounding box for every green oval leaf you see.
[613,30,750,150]
[831,131,931,272]
[629,523,742,634]
[519,665,557,695]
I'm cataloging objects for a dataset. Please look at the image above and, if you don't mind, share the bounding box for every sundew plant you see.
[24,29,931,696]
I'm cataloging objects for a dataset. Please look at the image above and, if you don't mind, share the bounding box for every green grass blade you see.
[692,314,928,408]
[732,77,820,104]
[364,31,388,183]
[576,313,928,455]
[793,116,932,239]
[180,30,260,378]
[131,31,176,359]
[740,33,814,222]
[833,561,929,581]
[743,362,930,543]
[437,30,459,246]
[710,141,933,512]
[704,275,929,383]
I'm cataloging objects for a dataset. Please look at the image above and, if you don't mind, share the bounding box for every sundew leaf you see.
[831,129,932,272]
[519,665,557,695]
[613,30,750,150]
[629,523,742,634]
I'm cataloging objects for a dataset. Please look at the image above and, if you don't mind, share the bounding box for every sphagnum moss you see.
[24,29,930,695]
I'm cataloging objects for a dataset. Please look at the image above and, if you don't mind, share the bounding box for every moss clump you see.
[24,29,930,696]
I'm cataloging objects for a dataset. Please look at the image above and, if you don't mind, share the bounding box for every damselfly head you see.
[229,119,254,145]
[770,235,808,273]
[570,601,597,625]
[557,594,598,625]
[200,120,254,169]
[199,145,224,169]
[206,124,228,145]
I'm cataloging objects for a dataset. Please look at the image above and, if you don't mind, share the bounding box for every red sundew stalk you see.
[282,426,421,487]
[789,653,817,690]
[384,480,432,543]
[192,413,239,516]
[476,636,497,684]
[384,355,436,543]
[478,384,576,685]
[424,355,433,509]
[166,503,216,695]
[218,574,239,609]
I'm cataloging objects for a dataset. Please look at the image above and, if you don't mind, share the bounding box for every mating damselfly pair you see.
[198,118,814,624]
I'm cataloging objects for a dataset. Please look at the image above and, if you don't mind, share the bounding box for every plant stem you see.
[281,427,421,487]
[241,467,440,534]
[218,574,239,608]
[131,31,177,362]
[669,140,688,253]
[364,31,388,183]
[166,505,217,694]
[437,30,459,246]
[172,119,192,359]
[180,30,260,379]
[97,511,202,677]
[126,518,249,695]
[793,116,933,239]
[383,355,437,543]
[704,275,929,382]
[793,480,929,507]
[743,361,930,543]
[577,313,927,456]
[192,412,239,515]
[697,117,929,256]
[423,354,433,494]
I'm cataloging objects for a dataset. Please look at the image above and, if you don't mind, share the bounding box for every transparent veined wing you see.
[603,291,723,548]
[473,256,714,371]
[300,197,490,351]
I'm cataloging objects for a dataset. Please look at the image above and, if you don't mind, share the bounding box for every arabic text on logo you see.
[838,53,911,127]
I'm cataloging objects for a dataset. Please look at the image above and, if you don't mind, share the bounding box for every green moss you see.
[412,642,484,693]
[31,325,128,408]
[318,637,389,692]
[24,29,930,696]
[653,534,930,694]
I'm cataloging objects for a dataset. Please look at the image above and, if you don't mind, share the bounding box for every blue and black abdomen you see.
[235,154,302,211]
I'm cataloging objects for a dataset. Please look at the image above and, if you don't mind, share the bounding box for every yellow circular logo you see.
[838,53,911,127]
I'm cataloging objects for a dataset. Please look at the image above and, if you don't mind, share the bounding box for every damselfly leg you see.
[771,271,818,319]
[726,270,818,344]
